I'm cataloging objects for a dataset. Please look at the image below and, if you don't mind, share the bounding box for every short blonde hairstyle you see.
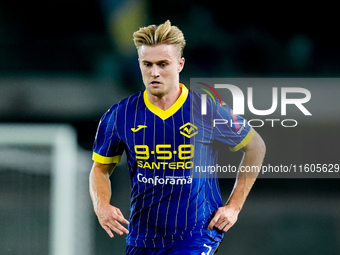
[133,20,186,57]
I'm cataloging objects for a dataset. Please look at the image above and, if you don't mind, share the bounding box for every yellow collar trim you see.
[143,84,188,120]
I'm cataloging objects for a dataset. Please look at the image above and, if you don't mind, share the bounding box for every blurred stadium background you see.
[0,1,339,254]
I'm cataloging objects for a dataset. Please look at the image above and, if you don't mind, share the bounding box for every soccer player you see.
[89,20,266,255]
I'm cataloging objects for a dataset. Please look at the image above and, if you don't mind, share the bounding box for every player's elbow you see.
[256,134,266,159]
[245,130,266,160]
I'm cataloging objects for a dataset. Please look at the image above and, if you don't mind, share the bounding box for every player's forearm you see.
[89,163,113,214]
[225,177,257,212]
[226,131,266,211]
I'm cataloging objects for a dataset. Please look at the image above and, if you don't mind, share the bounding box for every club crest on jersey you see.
[131,125,147,132]
[180,122,198,138]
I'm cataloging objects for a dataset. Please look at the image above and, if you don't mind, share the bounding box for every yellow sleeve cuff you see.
[92,152,122,164]
[229,128,255,152]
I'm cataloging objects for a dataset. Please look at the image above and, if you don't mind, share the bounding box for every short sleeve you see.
[92,105,125,164]
[213,103,254,152]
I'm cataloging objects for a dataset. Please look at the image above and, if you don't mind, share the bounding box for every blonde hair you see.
[133,20,186,57]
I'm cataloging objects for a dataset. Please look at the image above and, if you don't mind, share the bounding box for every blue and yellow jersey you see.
[92,84,253,248]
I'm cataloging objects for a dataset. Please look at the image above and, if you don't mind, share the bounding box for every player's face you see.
[138,44,184,98]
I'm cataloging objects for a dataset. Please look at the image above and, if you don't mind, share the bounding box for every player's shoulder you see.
[108,91,143,111]
[189,89,217,106]
[188,88,219,111]
[117,91,143,107]
[98,91,143,123]
[188,88,236,120]
[189,88,201,99]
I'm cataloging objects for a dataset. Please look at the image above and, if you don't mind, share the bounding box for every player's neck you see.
[147,85,181,111]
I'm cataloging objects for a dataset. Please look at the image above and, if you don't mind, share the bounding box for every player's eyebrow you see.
[142,60,170,65]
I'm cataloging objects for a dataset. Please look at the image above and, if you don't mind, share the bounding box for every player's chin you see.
[148,87,165,97]
[151,92,165,97]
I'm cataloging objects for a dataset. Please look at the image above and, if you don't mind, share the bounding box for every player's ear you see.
[178,57,185,73]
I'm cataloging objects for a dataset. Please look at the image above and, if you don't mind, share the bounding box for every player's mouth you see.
[150,81,162,86]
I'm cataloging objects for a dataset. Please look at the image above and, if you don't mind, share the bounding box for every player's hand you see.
[207,205,239,233]
[96,204,129,238]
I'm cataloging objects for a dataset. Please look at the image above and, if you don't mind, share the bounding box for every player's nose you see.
[151,65,160,77]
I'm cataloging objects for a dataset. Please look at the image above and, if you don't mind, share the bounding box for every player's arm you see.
[89,161,129,238]
[208,129,266,232]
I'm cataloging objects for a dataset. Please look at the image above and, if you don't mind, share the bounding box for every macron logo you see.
[131,125,147,132]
